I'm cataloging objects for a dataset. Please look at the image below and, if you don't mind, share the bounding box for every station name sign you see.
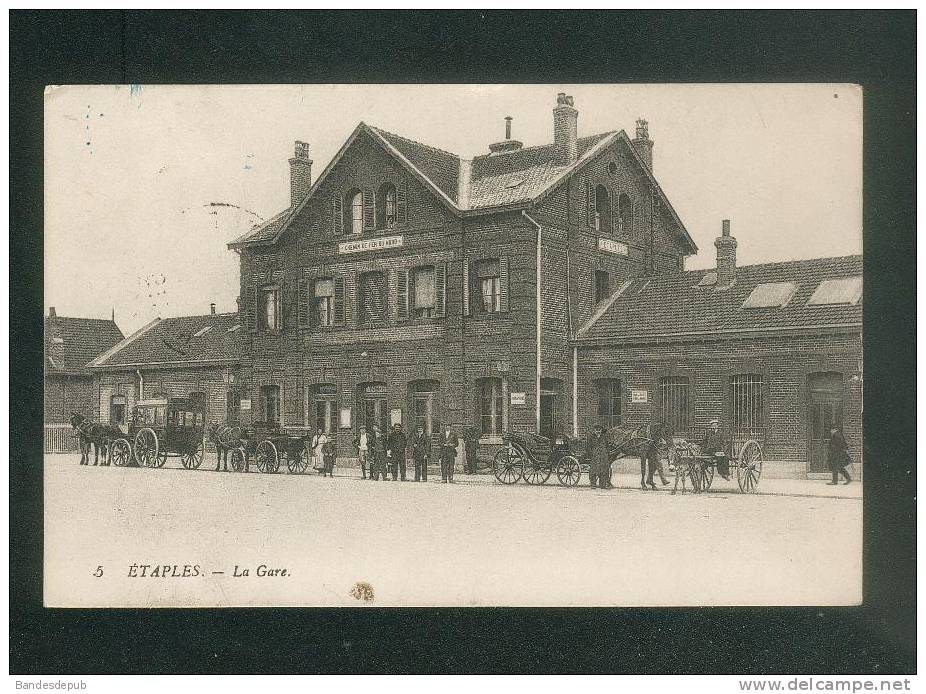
[338,235,404,255]
[598,238,629,256]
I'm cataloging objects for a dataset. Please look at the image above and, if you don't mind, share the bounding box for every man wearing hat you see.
[700,418,730,481]
[386,422,408,481]
[585,424,611,489]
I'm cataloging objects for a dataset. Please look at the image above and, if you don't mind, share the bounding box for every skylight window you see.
[807,276,862,306]
[227,324,241,333]
[741,282,798,309]
[697,272,717,287]
[193,326,213,337]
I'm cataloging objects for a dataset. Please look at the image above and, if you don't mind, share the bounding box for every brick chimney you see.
[289,140,313,208]
[553,93,578,166]
[715,219,737,287]
[48,306,56,318]
[210,303,216,315]
[488,115,524,154]
[632,119,653,172]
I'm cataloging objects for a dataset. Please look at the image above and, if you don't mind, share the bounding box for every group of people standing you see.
[352,423,472,483]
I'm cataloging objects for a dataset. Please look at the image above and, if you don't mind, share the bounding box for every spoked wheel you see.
[181,440,204,470]
[493,445,524,485]
[255,440,279,474]
[110,438,132,467]
[737,440,763,493]
[700,460,715,491]
[288,447,309,474]
[230,447,247,472]
[156,450,168,468]
[133,428,159,467]
[555,455,582,486]
[522,457,552,485]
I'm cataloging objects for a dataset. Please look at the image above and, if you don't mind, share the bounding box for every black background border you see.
[10,10,916,674]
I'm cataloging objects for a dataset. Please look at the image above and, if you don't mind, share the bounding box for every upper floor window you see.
[260,286,281,331]
[594,185,611,234]
[359,271,387,325]
[377,183,398,229]
[314,278,334,327]
[617,194,633,236]
[595,270,610,304]
[411,266,436,318]
[474,259,501,314]
[261,385,281,425]
[346,190,363,235]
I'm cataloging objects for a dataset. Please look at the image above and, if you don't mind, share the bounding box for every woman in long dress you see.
[310,429,327,472]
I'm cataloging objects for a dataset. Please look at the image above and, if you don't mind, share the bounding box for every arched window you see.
[377,183,398,229]
[594,185,611,234]
[617,194,633,236]
[346,190,363,235]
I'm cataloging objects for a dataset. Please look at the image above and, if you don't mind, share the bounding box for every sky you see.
[44,84,862,334]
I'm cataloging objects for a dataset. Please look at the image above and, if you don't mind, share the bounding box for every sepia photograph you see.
[42,83,864,608]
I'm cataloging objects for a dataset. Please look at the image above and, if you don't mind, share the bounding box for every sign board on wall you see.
[510,392,527,406]
[240,399,252,411]
[598,237,629,256]
[339,407,352,429]
[631,390,648,404]
[338,235,403,255]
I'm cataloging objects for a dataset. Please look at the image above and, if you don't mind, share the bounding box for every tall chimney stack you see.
[48,306,56,318]
[210,303,216,315]
[632,119,654,172]
[488,116,523,154]
[289,140,313,208]
[553,93,578,166]
[715,219,737,287]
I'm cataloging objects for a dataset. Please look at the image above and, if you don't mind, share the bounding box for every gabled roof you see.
[89,312,242,369]
[576,255,863,343]
[45,315,124,375]
[228,121,695,252]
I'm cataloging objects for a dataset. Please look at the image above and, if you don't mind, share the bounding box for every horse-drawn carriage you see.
[671,435,764,493]
[109,396,205,469]
[492,431,584,486]
[213,422,312,474]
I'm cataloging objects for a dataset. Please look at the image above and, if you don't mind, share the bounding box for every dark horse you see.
[208,423,243,472]
[69,412,123,466]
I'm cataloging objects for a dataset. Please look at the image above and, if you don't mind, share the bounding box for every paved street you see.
[45,453,862,607]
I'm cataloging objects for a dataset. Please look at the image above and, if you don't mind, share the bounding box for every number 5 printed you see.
[93,565,103,578]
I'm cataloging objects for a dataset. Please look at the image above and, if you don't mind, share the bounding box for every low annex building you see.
[88,307,244,437]
[575,221,862,478]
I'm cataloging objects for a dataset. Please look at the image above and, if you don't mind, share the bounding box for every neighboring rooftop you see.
[577,255,863,342]
[89,312,242,369]
[44,309,125,375]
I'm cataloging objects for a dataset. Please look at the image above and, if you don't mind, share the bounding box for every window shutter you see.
[363,188,375,230]
[499,256,510,313]
[332,196,343,236]
[333,276,345,326]
[462,261,470,316]
[612,193,621,237]
[396,268,409,320]
[396,182,407,224]
[585,181,594,228]
[297,279,309,328]
[435,263,447,317]
[250,283,259,332]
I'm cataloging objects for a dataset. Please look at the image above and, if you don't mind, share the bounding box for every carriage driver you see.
[701,419,731,481]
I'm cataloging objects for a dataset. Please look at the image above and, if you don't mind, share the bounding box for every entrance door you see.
[540,394,556,438]
[807,373,844,473]
[363,398,387,434]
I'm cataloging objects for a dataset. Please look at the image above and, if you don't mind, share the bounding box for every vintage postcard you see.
[43,84,862,607]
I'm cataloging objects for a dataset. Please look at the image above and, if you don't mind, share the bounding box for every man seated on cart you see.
[701,418,731,481]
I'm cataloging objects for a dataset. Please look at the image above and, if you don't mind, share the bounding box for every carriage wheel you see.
[133,428,159,467]
[110,438,132,467]
[522,458,552,485]
[700,461,715,491]
[230,447,247,472]
[737,440,763,493]
[555,455,582,486]
[255,440,279,474]
[156,450,168,468]
[181,440,204,470]
[288,447,309,474]
[493,445,524,485]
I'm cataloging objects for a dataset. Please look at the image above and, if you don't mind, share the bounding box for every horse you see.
[669,440,703,495]
[207,423,243,472]
[638,422,672,491]
[69,412,123,466]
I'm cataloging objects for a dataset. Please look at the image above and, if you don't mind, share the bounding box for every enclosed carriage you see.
[109,397,206,469]
[492,431,583,486]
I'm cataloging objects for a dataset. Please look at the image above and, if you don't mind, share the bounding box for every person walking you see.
[353,425,369,479]
[387,423,408,481]
[826,425,852,485]
[439,425,459,483]
[586,424,610,489]
[412,425,431,481]
[701,419,730,481]
[463,427,479,474]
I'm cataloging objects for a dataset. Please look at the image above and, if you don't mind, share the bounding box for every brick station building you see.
[228,93,698,461]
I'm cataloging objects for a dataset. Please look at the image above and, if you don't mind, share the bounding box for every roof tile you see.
[45,316,124,374]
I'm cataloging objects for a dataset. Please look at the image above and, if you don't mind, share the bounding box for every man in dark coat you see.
[463,427,479,474]
[387,423,408,481]
[370,425,388,481]
[412,425,430,481]
[586,424,610,489]
[439,425,459,483]
[827,426,852,485]
[701,419,730,480]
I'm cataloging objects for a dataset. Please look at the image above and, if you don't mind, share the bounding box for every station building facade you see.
[228,94,697,458]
